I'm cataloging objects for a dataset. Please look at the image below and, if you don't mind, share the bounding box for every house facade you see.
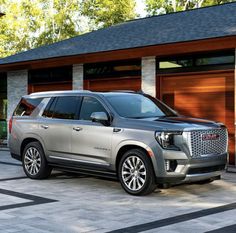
[0,3,236,166]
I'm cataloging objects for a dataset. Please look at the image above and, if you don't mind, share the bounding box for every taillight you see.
[9,116,13,134]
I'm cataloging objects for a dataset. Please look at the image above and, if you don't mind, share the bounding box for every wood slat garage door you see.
[84,76,141,92]
[159,71,235,164]
[28,82,72,94]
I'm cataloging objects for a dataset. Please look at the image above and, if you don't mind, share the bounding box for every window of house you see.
[157,51,235,72]
[28,66,72,84]
[79,97,107,121]
[195,55,235,66]
[84,60,141,79]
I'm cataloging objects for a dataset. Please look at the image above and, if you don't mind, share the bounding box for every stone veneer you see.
[72,64,84,90]
[141,56,156,97]
[7,70,28,121]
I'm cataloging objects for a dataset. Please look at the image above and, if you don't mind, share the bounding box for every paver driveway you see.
[0,149,236,233]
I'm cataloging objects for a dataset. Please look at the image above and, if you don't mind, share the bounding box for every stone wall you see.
[7,70,28,121]
[141,56,156,97]
[72,64,83,90]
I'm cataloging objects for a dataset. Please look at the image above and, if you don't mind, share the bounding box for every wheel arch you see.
[115,141,157,176]
[20,135,45,159]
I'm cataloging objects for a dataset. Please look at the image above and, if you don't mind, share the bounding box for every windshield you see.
[105,94,177,118]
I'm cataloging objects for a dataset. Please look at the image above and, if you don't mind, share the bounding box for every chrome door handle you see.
[41,125,49,129]
[73,127,82,132]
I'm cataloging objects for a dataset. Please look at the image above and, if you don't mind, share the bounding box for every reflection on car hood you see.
[119,116,223,131]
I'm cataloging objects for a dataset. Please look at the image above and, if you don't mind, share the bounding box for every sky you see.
[135,0,147,17]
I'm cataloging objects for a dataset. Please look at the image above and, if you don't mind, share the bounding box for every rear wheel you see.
[22,141,52,179]
[118,149,156,195]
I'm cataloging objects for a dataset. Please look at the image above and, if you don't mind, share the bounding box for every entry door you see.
[71,96,113,166]
[159,71,235,164]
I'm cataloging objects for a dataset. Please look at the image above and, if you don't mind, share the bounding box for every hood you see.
[118,116,224,132]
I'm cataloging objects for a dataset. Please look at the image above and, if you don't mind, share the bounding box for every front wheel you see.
[22,141,52,179]
[118,149,156,195]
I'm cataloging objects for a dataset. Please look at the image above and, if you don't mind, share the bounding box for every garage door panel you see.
[84,76,141,92]
[28,83,72,94]
[160,71,235,165]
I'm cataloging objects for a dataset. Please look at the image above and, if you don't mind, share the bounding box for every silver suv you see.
[9,91,228,195]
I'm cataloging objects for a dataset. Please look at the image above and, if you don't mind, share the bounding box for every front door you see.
[71,96,113,166]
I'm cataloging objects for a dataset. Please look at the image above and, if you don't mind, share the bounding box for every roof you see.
[0,2,236,66]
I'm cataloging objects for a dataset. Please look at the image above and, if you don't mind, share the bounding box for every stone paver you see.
[0,149,236,233]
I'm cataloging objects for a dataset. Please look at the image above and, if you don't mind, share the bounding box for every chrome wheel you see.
[121,156,147,191]
[24,147,41,176]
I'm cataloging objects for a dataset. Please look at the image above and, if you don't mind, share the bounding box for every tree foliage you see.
[0,0,137,58]
[145,0,234,15]
[81,0,137,28]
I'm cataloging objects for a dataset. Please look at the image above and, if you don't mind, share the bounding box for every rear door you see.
[39,96,81,159]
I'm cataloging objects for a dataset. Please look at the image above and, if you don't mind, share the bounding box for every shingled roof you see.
[0,2,236,65]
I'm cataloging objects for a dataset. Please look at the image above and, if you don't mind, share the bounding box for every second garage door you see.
[159,71,235,164]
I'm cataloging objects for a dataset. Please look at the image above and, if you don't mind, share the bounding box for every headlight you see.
[155,131,182,150]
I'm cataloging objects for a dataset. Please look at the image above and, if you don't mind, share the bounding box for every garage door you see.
[84,77,141,92]
[159,71,235,164]
[28,83,72,94]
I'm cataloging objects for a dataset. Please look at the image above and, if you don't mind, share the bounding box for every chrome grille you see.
[189,128,228,158]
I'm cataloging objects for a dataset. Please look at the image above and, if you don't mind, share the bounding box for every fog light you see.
[165,160,170,171]
[165,160,178,172]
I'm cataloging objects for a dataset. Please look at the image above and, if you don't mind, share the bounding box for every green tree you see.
[36,0,81,46]
[145,0,234,15]
[0,0,42,57]
[0,0,138,58]
[0,0,83,58]
[81,0,137,29]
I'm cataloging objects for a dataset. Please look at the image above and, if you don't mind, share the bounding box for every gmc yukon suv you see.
[9,91,228,195]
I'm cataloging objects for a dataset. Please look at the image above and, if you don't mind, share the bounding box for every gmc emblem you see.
[202,133,220,141]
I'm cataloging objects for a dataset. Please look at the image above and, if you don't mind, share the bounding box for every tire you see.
[118,149,156,195]
[22,141,52,179]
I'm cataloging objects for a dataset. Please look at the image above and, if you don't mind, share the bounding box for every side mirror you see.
[90,112,109,125]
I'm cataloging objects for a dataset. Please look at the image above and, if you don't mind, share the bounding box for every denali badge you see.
[202,133,220,141]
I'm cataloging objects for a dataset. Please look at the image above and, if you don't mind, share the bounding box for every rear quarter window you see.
[14,97,43,116]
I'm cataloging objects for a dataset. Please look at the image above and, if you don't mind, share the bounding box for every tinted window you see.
[84,60,141,79]
[158,52,234,70]
[14,98,43,116]
[52,96,80,120]
[42,98,56,118]
[79,97,107,121]
[196,55,234,66]
[105,94,176,118]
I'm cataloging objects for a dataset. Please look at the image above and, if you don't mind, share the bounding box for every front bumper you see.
[155,152,227,184]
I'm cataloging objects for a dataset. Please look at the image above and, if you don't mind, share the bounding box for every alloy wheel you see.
[24,147,41,176]
[121,155,147,191]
